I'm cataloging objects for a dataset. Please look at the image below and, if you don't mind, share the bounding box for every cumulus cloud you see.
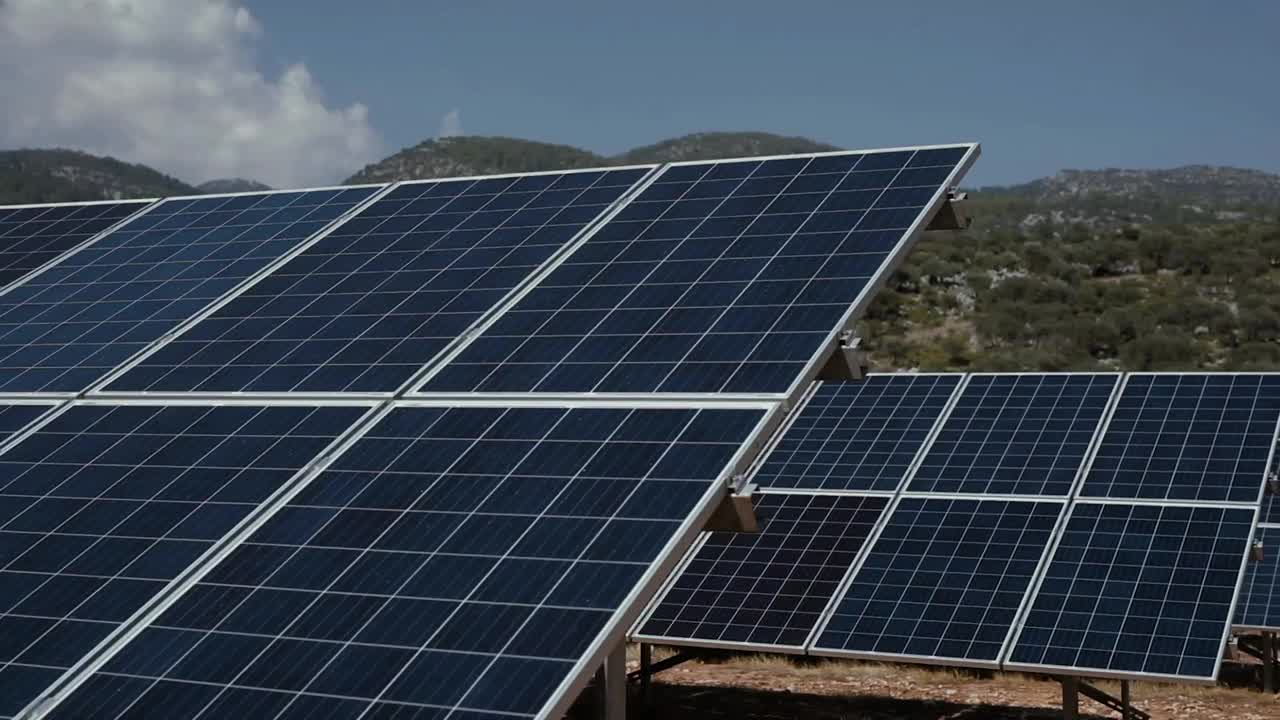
[438,108,463,138]
[0,0,384,188]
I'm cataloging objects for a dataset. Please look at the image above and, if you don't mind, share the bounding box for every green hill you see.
[345,136,609,185]
[0,149,196,204]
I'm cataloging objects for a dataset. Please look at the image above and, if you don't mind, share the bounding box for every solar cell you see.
[756,375,961,492]
[1235,525,1280,631]
[104,168,654,395]
[417,145,977,395]
[0,201,149,292]
[0,402,372,719]
[812,497,1061,667]
[1079,374,1280,503]
[0,188,381,394]
[907,373,1118,496]
[45,402,767,720]
[0,403,60,442]
[637,493,887,649]
[1004,502,1255,681]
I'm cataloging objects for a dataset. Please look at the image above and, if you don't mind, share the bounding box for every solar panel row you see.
[1236,525,1280,631]
[0,189,383,394]
[0,148,982,719]
[417,148,974,396]
[105,169,653,395]
[641,371,1277,684]
[42,403,769,720]
[0,402,373,718]
[0,201,150,293]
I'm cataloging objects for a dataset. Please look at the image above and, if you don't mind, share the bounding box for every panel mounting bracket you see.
[925,190,972,231]
[704,474,759,533]
[817,331,868,381]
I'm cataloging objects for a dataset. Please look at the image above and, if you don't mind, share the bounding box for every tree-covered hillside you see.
[0,149,195,204]
[859,195,1280,372]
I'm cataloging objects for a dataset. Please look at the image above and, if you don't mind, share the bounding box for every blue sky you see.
[244,1,1280,185]
[2,1,1275,186]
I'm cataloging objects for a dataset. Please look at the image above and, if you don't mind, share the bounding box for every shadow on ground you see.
[572,682,1110,720]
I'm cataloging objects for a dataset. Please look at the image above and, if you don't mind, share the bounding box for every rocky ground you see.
[578,652,1280,720]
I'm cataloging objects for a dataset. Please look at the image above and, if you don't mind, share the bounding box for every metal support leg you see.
[1062,677,1079,720]
[1121,680,1131,718]
[639,643,652,708]
[1266,633,1277,694]
[603,642,627,720]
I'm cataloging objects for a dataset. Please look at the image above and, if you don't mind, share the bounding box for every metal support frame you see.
[703,476,760,532]
[816,331,868,381]
[1236,632,1280,694]
[1059,676,1148,720]
[592,642,627,720]
[1061,677,1079,720]
[925,190,972,231]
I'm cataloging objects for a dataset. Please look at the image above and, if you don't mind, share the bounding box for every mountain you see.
[0,149,195,205]
[993,165,1280,208]
[617,131,840,164]
[343,132,841,184]
[197,178,272,194]
[346,137,608,185]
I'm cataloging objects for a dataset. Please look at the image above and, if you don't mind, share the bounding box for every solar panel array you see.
[46,404,767,720]
[640,371,1280,684]
[0,402,371,718]
[1006,503,1256,680]
[0,189,381,394]
[1080,374,1280,503]
[415,148,972,395]
[0,146,982,720]
[638,493,888,649]
[757,374,961,492]
[105,169,651,394]
[908,374,1119,496]
[0,202,149,292]
[1237,526,1280,631]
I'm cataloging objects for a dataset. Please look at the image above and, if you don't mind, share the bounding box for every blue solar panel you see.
[418,146,976,395]
[1265,491,1279,525]
[1236,526,1280,631]
[755,375,960,492]
[0,202,148,291]
[48,403,765,720]
[0,403,58,440]
[1080,374,1280,503]
[1005,502,1255,681]
[638,493,887,649]
[813,497,1060,667]
[908,374,1118,496]
[0,402,370,719]
[0,188,380,393]
[106,169,653,394]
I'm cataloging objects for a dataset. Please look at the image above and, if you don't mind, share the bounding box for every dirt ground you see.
[596,651,1280,720]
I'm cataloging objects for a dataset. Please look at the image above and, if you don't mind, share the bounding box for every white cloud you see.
[0,0,384,188]
[438,108,463,138]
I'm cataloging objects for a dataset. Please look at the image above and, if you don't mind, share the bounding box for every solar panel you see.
[753,374,962,492]
[1236,525,1280,631]
[0,188,382,394]
[0,201,149,292]
[416,145,978,395]
[907,373,1119,496]
[1079,374,1280,503]
[0,403,60,443]
[103,169,654,395]
[1265,491,1279,525]
[636,493,888,650]
[0,401,373,719]
[811,497,1061,668]
[44,402,768,720]
[1004,501,1256,682]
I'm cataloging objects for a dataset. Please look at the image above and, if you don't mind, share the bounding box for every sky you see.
[2,1,1276,187]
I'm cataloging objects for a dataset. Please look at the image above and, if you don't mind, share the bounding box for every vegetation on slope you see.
[0,149,195,204]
